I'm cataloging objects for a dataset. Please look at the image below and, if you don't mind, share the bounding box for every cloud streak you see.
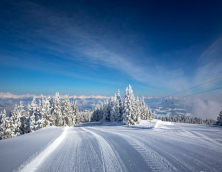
[1,1,222,97]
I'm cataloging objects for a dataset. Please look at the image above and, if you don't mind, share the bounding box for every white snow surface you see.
[1,122,222,172]
[0,127,64,172]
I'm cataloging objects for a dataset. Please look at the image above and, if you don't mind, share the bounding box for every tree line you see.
[91,85,152,125]
[0,92,80,140]
[153,116,217,125]
[1,85,222,140]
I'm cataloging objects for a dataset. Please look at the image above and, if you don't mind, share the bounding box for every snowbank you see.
[128,119,159,129]
[0,126,64,172]
[127,119,175,129]
[154,120,174,129]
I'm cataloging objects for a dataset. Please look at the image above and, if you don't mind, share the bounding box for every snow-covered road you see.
[2,121,222,172]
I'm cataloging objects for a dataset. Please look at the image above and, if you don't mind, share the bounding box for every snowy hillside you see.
[1,122,222,172]
[0,127,63,172]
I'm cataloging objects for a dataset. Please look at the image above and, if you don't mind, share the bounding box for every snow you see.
[126,119,172,129]
[20,127,69,172]
[0,127,63,172]
[154,120,174,129]
[1,122,222,172]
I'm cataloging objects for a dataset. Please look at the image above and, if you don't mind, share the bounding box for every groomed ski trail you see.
[81,127,124,172]
[7,122,222,172]
[18,127,69,172]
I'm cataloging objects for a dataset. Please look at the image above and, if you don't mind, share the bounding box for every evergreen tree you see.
[12,104,20,136]
[74,100,80,124]
[110,96,116,122]
[102,101,108,122]
[135,96,141,123]
[62,95,73,126]
[25,104,31,133]
[17,101,27,135]
[30,97,39,131]
[53,92,62,126]
[41,97,52,127]
[140,97,146,119]
[0,110,7,139]
[39,94,44,114]
[117,89,123,120]
[122,85,137,125]
[71,101,76,125]
[149,108,152,119]
[217,109,222,126]
[6,115,15,138]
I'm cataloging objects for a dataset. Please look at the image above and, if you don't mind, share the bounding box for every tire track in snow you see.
[81,127,123,172]
[88,127,177,172]
[18,127,69,172]
[36,127,104,172]
[83,127,148,172]
[135,134,220,172]
[116,127,221,172]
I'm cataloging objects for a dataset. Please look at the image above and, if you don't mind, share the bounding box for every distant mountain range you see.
[0,92,163,100]
[0,92,110,99]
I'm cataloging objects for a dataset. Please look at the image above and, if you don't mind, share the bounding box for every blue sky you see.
[0,0,222,96]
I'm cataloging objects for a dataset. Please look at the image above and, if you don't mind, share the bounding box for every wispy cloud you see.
[1,1,222,96]
[0,1,176,88]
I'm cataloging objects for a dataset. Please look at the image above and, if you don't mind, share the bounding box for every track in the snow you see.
[17,122,222,172]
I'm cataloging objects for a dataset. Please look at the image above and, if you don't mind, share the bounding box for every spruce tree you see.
[135,96,141,123]
[62,95,73,126]
[140,97,146,119]
[110,96,116,122]
[217,110,222,126]
[53,92,62,126]
[117,89,123,120]
[0,110,7,139]
[75,100,80,124]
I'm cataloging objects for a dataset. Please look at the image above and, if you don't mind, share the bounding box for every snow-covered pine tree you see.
[140,97,146,120]
[40,97,52,127]
[135,96,141,123]
[102,101,108,122]
[17,101,27,135]
[130,96,137,124]
[148,107,152,119]
[122,86,129,125]
[38,94,46,129]
[39,94,44,111]
[99,102,104,121]
[62,95,73,126]
[93,104,101,121]
[110,96,117,122]
[107,97,114,121]
[117,89,123,121]
[6,115,15,138]
[53,92,62,126]
[92,106,97,121]
[74,100,80,124]
[11,104,20,136]
[71,101,76,125]
[87,110,92,122]
[217,109,222,126]
[48,96,54,124]
[25,104,31,133]
[116,96,121,121]
[0,110,7,139]
[144,106,150,120]
[29,97,40,131]
[122,85,137,125]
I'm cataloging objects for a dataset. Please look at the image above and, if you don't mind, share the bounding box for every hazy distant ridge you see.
[0,92,110,99]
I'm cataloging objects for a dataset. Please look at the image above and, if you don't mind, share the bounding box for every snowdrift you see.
[127,119,174,129]
[154,120,174,129]
[127,119,158,129]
